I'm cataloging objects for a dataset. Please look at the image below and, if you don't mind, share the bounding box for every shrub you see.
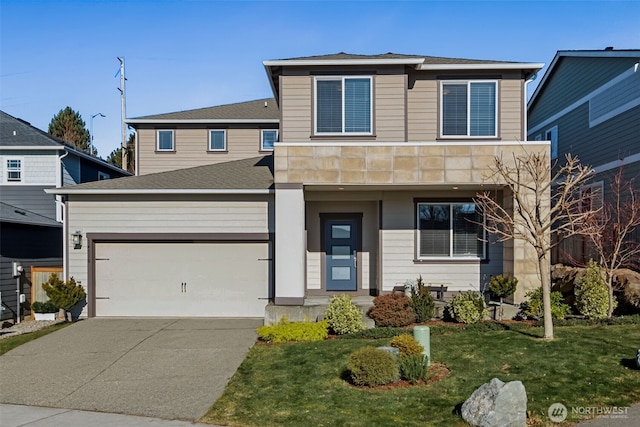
[338,327,412,340]
[410,276,435,323]
[346,347,399,386]
[324,295,365,335]
[398,354,429,384]
[390,334,424,356]
[523,287,570,320]
[367,292,415,327]
[488,274,518,300]
[31,300,58,313]
[257,318,329,343]
[42,274,86,319]
[446,291,487,324]
[575,260,614,319]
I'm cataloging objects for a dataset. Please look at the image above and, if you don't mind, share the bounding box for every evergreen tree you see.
[106,133,135,172]
[48,107,91,151]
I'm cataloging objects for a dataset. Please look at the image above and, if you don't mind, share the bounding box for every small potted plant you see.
[31,300,58,321]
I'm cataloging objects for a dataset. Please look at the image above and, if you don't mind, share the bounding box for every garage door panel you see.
[95,242,269,317]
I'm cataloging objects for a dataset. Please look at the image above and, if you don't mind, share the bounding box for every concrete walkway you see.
[0,318,260,421]
[0,404,221,427]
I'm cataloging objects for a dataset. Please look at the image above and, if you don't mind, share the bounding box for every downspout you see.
[134,128,139,176]
[58,151,69,280]
[523,73,537,141]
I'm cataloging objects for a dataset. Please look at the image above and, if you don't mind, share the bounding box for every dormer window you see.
[315,77,372,135]
[441,81,497,138]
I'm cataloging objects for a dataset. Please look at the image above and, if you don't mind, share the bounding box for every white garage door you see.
[94,242,270,317]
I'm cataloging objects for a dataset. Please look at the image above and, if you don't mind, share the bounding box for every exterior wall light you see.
[72,231,83,249]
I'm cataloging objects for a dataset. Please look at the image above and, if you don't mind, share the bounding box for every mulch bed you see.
[347,363,451,390]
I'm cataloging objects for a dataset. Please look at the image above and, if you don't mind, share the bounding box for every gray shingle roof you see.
[129,98,279,121]
[54,155,274,193]
[0,202,62,227]
[0,111,62,147]
[275,52,519,65]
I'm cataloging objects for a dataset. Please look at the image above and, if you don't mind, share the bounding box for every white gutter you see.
[0,145,64,151]
[126,118,280,125]
[45,188,274,195]
[263,58,426,67]
[523,73,539,141]
[418,63,544,71]
[134,129,139,176]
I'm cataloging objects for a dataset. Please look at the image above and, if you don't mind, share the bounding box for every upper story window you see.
[261,130,278,151]
[315,76,372,134]
[417,202,485,259]
[157,130,174,151]
[6,158,22,182]
[441,81,497,138]
[98,171,110,180]
[209,130,226,151]
[545,126,558,159]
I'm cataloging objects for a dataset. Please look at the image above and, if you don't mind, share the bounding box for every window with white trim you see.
[417,202,485,259]
[545,126,558,159]
[441,81,497,137]
[98,171,110,180]
[157,130,174,151]
[6,158,22,182]
[315,76,372,134]
[261,130,277,151]
[209,130,226,151]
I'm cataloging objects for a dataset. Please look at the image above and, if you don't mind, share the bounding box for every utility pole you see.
[117,57,128,170]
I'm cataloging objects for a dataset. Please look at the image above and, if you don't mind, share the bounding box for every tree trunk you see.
[607,275,615,318]
[538,255,554,340]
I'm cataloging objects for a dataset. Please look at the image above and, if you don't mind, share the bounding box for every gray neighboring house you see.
[0,110,130,321]
[527,49,640,264]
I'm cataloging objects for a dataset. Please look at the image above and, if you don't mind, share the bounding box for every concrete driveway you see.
[0,318,260,420]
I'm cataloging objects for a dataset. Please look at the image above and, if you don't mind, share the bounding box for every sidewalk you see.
[0,404,221,427]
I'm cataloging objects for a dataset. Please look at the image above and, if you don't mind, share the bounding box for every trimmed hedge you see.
[367,292,415,327]
[324,295,365,335]
[347,347,399,386]
[390,334,423,356]
[446,291,487,324]
[257,318,329,343]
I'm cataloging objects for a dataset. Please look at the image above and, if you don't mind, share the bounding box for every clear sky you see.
[1,0,638,158]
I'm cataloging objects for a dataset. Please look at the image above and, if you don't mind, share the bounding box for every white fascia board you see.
[0,145,64,151]
[262,58,425,67]
[126,118,280,124]
[45,188,274,195]
[418,63,544,71]
[558,50,640,58]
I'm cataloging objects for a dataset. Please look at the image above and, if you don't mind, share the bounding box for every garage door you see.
[94,242,270,317]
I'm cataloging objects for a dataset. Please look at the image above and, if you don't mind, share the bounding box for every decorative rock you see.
[376,346,399,357]
[461,378,527,427]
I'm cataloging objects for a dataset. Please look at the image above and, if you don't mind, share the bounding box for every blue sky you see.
[1,0,638,158]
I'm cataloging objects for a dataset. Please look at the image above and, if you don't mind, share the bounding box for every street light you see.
[90,113,106,156]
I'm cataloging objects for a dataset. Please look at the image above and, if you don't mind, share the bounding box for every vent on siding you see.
[589,68,640,127]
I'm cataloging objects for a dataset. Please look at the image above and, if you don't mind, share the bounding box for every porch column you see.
[274,184,305,305]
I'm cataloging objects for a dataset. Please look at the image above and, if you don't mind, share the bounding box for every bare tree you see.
[579,168,640,317]
[475,152,595,340]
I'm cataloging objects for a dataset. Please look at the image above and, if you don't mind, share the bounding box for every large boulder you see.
[461,378,527,427]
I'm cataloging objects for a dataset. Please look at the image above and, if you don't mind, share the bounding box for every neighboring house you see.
[50,53,548,319]
[527,49,640,264]
[0,110,130,320]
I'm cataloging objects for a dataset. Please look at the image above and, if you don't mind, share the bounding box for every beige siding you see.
[374,74,406,141]
[137,128,269,175]
[66,195,273,307]
[380,191,490,293]
[407,78,438,141]
[500,79,524,140]
[280,75,312,142]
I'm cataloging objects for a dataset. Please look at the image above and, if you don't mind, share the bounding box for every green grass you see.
[0,323,70,356]
[202,324,640,427]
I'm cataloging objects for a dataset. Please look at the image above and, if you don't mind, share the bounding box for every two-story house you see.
[0,110,130,321]
[527,49,640,264]
[50,53,547,319]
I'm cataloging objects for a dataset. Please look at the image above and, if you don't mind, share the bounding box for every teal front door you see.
[324,218,358,291]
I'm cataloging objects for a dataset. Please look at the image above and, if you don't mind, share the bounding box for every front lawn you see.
[202,323,640,426]
[0,322,70,356]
